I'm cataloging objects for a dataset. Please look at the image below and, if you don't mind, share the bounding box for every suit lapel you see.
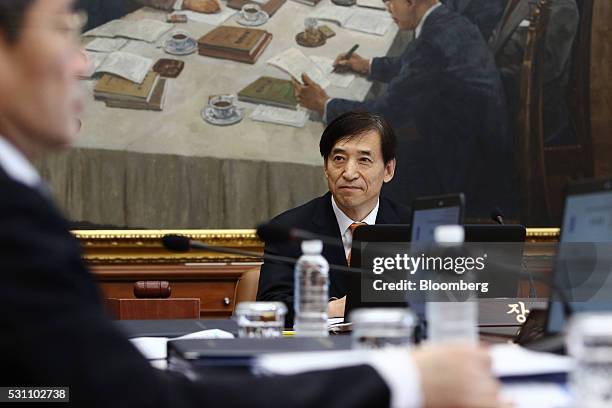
[376,197,401,225]
[312,192,347,267]
[491,0,531,54]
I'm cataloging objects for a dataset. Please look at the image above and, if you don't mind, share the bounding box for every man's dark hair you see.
[0,0,36,43]
[320,111,397,164]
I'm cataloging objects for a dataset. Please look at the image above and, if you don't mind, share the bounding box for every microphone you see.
[162,234,369,276]
[490,207,505,225]
[256,223,345,248]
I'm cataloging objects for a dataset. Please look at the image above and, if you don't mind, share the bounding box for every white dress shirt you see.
[328,196,422,406]
[0,136,41,188]
[415,2,442,39]
[259,348,423,408]
[331,195,379,259]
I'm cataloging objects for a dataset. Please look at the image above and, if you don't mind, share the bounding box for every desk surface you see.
[79,3,399,166]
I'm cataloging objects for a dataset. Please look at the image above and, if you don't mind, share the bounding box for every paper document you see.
[250,105,310,128]
[175,7,237,26]
[95,51,154,84]
[327,317,345,326]
[345,9,393,36]
[130,329,235,361]
[257,349,407,376]
[268,48,331,89]
[84,19,173,43]
[310,56,355,88]
[84,19,125,38]
[491,344,574,378]
[85,38,129,53]
[501,383,572,408]
[83,51,109,78]
[356,0,387,10]
[309,5,394,36]
[118,19,174,42]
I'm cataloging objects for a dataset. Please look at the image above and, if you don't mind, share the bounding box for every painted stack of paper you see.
[94,71,168,111]
[356,0,386,10]
[291,0,322,6]
[309,56,355,88]
[267,48,355,90]
[83,51,109,78]
[90,51,154,84]
[173,4,237,26]
[250,105,310,128]
[308,5,394,36]
[85,38,129,53]
[268,48,331,89]
[84,18,173,43]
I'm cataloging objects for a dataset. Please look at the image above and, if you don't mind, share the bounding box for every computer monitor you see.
[546,178,612,334]
[410,194,464,243]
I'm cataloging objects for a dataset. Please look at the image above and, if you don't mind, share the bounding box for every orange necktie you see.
[347,222,366,265]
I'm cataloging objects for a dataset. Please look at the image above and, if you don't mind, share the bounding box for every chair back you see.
[514,0,553,225]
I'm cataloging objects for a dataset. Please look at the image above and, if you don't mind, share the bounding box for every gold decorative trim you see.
[525,227,560,241]
[74,229,263,265]
[75,228,561,264]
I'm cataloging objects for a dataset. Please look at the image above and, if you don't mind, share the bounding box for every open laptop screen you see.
[547,179,612,333]
[410,194,464,243]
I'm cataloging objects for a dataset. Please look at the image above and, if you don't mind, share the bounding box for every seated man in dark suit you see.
[295,0,515,219]
[441,0,508,40]
[489,0,579,146]
[0,1,501,407]
[257,112,411,325]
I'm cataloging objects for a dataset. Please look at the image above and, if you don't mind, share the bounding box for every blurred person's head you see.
[0,0,89,160]
[383,0,439,31]
[319,111,396,221]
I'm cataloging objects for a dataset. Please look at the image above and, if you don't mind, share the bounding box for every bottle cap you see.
[301,239,323,254]
[434,225,465,244]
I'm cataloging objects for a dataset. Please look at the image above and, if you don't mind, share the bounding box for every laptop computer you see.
[526,177,612,353]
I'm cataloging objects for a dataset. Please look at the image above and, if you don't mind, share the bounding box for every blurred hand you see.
[412,344,502,408]
[293,73,329,116]
[333,52,370,75]
[328,296,346,317]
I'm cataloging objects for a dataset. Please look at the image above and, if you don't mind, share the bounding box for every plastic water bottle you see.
[426,226,478,344]
[294,240,329,337]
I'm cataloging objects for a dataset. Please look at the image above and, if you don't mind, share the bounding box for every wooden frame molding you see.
[74,228,561,265]
[75,229,263,264]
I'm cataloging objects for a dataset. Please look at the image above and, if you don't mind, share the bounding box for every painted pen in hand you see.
[333,44,360,73]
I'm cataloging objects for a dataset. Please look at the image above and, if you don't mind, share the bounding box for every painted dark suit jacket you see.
[441,0,508,40]
[326,5,514,218]
[257,192,411,326]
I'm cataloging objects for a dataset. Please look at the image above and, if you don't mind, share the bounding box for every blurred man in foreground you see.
[0,1,502,406]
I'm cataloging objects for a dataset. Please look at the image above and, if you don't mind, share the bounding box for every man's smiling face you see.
[325,130,395,218]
